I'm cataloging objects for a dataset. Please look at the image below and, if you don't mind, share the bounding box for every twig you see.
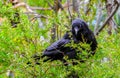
[12,1,45,28]
[45,0,54,10]
[24,12,39,15]
[30,15,48,22]
[29,4,73,11]
[24,12,48,19]
[31,7,51,10]
[63,3,73,8]
[58,0,64,10]
[12,2,33,12]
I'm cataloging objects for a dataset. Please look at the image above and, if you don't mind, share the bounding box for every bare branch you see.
[12,2,33,12]
[94,1,102,35]
[30,15,48,22]
[30,4,73,11]
[12,1,45,28]
[31,7,51,10]
[67,0,72,21]
[45,0,54,10]
[58,0,64,10]
[72,0,80,17]
[95,2,119,36]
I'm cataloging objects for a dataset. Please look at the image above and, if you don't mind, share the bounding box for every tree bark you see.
[50,0,63,42]
[94,1,102,35]
[95,0,119,35]
[72,0,80,18]
[106,0,114,35]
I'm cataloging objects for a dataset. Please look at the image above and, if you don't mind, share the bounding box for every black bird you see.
[27,32,74,65]
[34,19,97,65]
[42,31,76,64]
[71,19,97,55]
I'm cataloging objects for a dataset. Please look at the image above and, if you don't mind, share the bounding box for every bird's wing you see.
[43,32,71,57]
[46,38,70,51]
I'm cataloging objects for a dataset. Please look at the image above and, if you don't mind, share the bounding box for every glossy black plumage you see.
[42,32,76,62]
[40,19,97,65]
[71,19,97,55]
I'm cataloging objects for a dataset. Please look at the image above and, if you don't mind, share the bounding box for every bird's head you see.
[72,18,89,36]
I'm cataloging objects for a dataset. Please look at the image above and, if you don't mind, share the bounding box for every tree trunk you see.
[94,1,102,35]
[51,0,63,42]
[72,0,80,18]
[106,0,117,35]
[95,0,119,36]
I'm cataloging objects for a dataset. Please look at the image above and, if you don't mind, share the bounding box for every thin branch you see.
[67,0,72,21]
[24,12,39,15]
[24,12,48,18]
[45,0,54,10]
[30,15,48,22]
[31,7,51,10]
[63,3,73,8]
[12,2,33,12]
[12,1,45,28]
[96,2,119,35]
[30,4,73,11]
[94,0,102,35]
[58,0,64,10]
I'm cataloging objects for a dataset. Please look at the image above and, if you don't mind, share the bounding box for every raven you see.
[42,31,76,64]
[71,19,97,55]
[34,19,97,65]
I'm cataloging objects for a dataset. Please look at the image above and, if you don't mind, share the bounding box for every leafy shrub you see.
[1,2,120,78]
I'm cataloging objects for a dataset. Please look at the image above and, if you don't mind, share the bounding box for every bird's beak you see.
[74,27,79,35]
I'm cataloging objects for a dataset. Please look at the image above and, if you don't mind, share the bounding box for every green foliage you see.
[65,40,91,61]
[1,0,120,78]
